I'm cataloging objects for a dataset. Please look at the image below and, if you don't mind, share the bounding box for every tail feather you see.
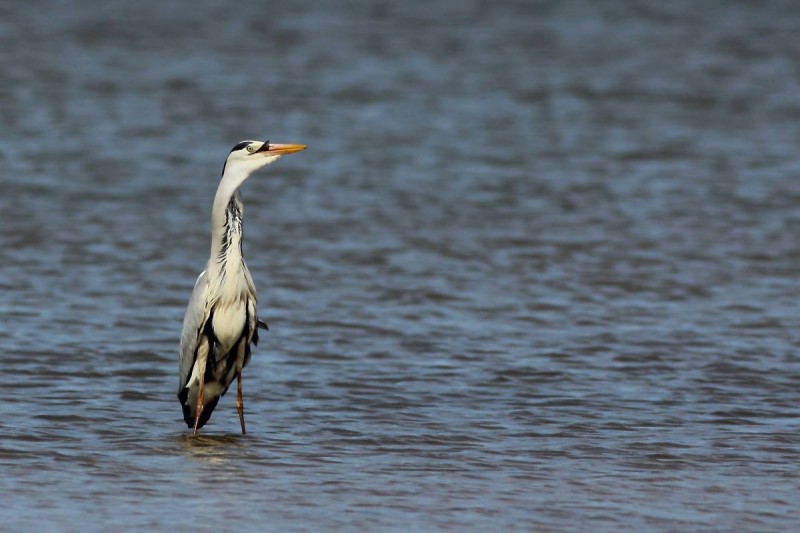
[178,383,226,429]
[180,393,222,429]
[177,333,252,432]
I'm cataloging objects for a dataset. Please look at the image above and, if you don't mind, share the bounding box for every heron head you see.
[223,139,307,176]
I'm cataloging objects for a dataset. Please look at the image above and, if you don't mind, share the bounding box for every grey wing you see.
[178,270,210,394]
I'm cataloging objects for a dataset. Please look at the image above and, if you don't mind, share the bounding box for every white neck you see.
[208,165,250,278]
[205,154,281,281]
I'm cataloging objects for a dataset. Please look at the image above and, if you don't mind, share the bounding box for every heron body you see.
[177,140,306,434]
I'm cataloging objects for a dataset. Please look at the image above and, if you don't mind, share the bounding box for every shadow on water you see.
[177,433,246,446]
[175,433,249,459]
[175,433,247,450]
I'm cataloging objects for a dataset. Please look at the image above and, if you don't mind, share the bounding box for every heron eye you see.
[246,145,257,154]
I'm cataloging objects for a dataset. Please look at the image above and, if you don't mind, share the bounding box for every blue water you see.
[1,1,799,531]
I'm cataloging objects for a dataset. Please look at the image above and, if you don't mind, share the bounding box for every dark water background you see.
[1,1,799,531]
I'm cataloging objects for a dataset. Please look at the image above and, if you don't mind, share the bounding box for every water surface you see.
[1,1,799,531]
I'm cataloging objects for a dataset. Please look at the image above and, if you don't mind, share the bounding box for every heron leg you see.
[236,372,246,435]
[193,378,204,435]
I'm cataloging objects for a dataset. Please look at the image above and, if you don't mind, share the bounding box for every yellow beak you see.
[259,143,307,156]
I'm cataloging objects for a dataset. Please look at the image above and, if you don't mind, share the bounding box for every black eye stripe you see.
[230,141,251,153]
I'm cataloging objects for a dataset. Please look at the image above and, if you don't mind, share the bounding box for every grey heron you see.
[178,139,306,435]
